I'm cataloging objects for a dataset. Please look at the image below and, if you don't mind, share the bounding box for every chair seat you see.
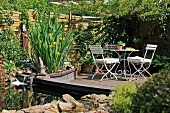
[96,58,119,64]
[127,56,151,63]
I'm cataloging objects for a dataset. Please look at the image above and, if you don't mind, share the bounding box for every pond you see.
[0,84,86,111]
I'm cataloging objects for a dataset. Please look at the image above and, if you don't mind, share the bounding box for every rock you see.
[90,94,97,99]
[62,94,76,103]
[9,110,16,113]
[93,99,99,107]
[6,93,111,113]
[58,102,73,112]
[44,110,53,113]
[51,100,60,108]
[62,94,85,111]
[48,108,59,112]
[95,94,108,103]
[81,94,109,103]
[22,105,45,113]
[2,110,16,113]
[81,94,91,100]
[44,103,52,110]
[99,103,107,108]
[16,110,24,113]
[96,106,109,113]
[2,110,10,113]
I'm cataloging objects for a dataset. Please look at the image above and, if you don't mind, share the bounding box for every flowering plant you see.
[117,41,126,46]
[28,18,74,73]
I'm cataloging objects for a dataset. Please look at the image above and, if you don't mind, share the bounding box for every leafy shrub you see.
[110,81,139,113]
[131,67,170,113]
[0,29,26,66]
[152,54,170,68]
[3,60,19,73]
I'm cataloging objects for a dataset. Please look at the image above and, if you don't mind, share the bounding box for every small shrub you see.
[131,67,170,113]
[110,81,139,113]
[0,29,26,66]
[3,60,19,73]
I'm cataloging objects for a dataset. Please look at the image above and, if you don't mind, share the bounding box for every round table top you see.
[109,49,139,52]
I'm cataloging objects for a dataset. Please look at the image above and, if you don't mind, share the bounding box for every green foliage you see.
[3,87,63,110]
[0,0,170,21]
[80,55,94,65]
[0,28,27,66]
[73,24,100,63]
[110,81,139,113]
[131,67,170,113]
[0,10,14,25]
[152,54,170,67]
[28,17,74,73]
[4,90,25,110]
[3,60,19,73]
[117,41,126,46]
[108,0,170,19]
[0,0,69,22]
[68,1,106,16]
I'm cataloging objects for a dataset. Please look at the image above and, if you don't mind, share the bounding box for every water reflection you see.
[1,85,62,111]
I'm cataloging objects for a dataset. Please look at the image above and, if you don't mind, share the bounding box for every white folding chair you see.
[127,44,157,79]
[89,45,119,81]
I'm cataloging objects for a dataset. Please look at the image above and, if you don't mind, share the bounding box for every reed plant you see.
[28,18,74,73]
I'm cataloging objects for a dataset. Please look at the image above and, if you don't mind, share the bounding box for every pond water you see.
[0,84,85,111]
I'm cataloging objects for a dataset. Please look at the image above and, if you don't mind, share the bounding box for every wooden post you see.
[21,24,29,51]
[0,55,6,83]
[0,55,6,110]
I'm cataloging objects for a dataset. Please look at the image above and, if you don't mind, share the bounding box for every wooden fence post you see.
[0,55,6,83]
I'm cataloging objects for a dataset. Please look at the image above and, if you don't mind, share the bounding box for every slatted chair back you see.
[143,44,157,62]
[89,45,103,55]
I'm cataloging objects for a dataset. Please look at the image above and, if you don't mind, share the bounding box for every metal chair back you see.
[143,44,157,63]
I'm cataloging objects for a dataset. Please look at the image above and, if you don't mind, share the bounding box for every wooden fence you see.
[28,9,102,30]
[0,9,102,34]
[0,10,102,64]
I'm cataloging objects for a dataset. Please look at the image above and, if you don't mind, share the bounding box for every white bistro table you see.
[109,49,139,78]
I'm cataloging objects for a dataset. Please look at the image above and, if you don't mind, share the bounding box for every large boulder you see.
[62,94,84,108]
[58,102,73,112]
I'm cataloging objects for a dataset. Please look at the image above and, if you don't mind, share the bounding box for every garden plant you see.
[28,17,74,73]
[110,81,139,113]
[0,0,170,112]
[0,28,26,73]
[131,66,170,112]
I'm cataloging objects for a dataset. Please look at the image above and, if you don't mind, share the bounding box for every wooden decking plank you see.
[42,78,111,90]
[33,72,147,95]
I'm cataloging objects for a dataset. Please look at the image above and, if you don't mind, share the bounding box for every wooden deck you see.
[33,72,148,96]
[72,73,147,90]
